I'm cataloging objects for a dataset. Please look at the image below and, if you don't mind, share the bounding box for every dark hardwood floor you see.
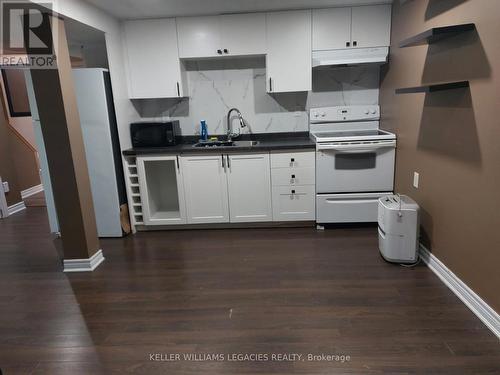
[0,207,498,374]
[23,192,46,208]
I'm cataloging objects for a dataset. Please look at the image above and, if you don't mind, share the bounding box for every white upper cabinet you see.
[177,13,266,58]
[312,4,391,50]
[181,154,230,224]
[313,7,351,50]
[123,18,187,99]
[219,13,266,56]
[351,4,392,48]
[177,16,221,58]
[226,153,272,223]
[266,10,312,93]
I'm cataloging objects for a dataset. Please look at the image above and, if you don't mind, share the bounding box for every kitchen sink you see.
[193,140,260,148]
[193,141,234,148]
[232,140,260,147]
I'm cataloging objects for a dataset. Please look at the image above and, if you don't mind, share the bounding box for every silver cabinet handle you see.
[176,82,180,97]
[176,155,180,170]
[227,155,231,169]
[269,77,272,92]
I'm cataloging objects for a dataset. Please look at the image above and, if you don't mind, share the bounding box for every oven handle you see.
[326,199,376,204]
[317,141,396,153]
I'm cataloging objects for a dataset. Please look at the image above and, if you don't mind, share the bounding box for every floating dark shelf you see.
[399,23,476,48]
[395,81,469,94]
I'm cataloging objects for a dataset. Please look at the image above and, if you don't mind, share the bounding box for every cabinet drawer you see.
[316,193,386,223]
[272,185,315,221]
[271,151,315,169]
[272,167,315,186]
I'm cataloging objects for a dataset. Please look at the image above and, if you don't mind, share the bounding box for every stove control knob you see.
[313,112,319,118]
[364,109,370,115]
[371,109,377,115]
[321,112,326,117]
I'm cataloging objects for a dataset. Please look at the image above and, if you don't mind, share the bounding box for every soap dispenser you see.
[200,120,208,141]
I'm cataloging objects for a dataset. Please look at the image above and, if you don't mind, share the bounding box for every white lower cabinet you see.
[138,151,315,227]
[137,155,187,225]
[272,185,316,221]
[181,154,229,224]
[271,150,316,222]
[181,153,272,223]
[226,153,273,222]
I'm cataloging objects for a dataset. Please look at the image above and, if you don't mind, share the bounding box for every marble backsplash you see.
[133,57,380,136]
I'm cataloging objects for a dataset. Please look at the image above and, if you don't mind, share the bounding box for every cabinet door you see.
[123,19,186,99]
[351,5,391,48]
[226,153,272,222]
[181,155,229,224]
[137,156,187,225]
[177,16,221,58]
[266,10,312,93]
[219,13,266,56]
[312,8,352,50]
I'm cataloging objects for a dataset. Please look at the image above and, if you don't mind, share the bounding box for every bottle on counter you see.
[200,120,208,141]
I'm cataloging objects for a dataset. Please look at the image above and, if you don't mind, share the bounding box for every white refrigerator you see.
[26,68,127,237]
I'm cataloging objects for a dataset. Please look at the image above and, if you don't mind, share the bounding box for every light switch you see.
[2,181,9,193]
[413,172,419,189]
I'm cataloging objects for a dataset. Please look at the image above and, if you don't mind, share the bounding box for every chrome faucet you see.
[226,108,246,142]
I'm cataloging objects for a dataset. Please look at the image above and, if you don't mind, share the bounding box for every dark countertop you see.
[122,132,315,156]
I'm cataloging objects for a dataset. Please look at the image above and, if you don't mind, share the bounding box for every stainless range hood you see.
[312,47,389,68]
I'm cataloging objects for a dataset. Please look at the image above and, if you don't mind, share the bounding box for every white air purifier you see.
[378,195,419,264]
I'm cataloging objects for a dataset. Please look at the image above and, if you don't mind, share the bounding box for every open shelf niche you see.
[395,81,469,95]
[399,23,476,48]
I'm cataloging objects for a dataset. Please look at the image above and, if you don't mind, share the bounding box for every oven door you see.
[316,140,396,193]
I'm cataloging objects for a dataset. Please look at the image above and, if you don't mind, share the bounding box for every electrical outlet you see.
[413,172,420,189]
[2,181,9,193]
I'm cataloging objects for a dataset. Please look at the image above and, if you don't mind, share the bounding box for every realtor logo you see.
[1,0,55,67]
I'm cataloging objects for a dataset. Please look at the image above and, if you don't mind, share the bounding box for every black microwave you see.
[131,121,179,148]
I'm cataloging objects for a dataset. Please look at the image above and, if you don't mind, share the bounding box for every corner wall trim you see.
[21,184,44,199]
[8,201,26,216]
[419,244,500,339]
[63,249,105,273]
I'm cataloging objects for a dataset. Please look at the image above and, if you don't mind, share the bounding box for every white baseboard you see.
[419,244,500,339]
[21,184,44,199]
[8,201,26,216]
[63,249,105,273]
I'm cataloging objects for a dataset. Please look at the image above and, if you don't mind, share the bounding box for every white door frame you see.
[0,176,9,219]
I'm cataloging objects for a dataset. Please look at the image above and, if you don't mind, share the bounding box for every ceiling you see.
[84,0,392,20]
[65,18,106,45]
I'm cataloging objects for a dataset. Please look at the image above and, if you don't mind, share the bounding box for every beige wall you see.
[0,88,40,206]
[380,0,500,311]
[0,70,38,150]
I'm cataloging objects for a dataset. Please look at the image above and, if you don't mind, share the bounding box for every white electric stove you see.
[310,105,396,224]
